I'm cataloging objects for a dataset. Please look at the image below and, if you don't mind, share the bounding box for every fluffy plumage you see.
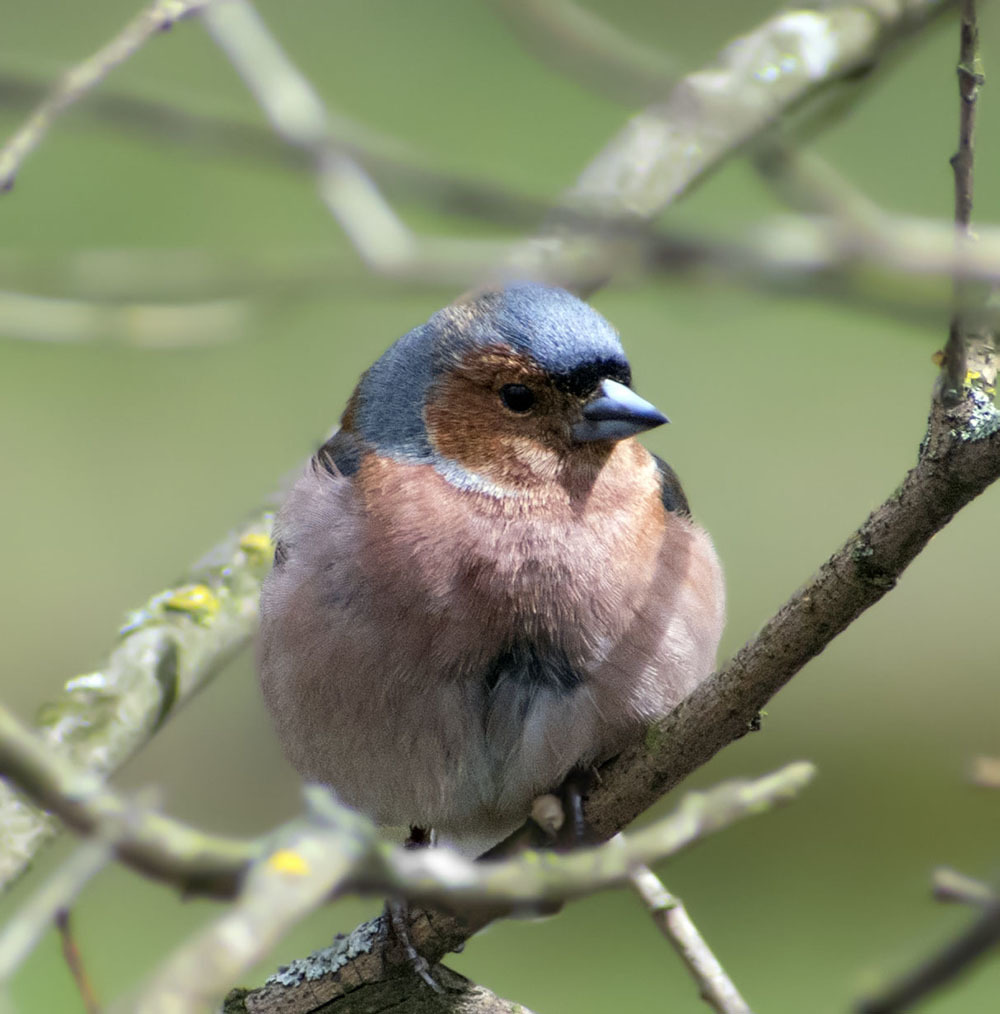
[259,282,724,849]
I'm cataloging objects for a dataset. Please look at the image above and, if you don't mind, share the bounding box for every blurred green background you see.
[1,2,999,1011]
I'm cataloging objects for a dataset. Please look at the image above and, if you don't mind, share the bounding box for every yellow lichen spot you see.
[268,849,310,876]
[965,370,982,384]
[163,584,220,623]
[239,530,273,562]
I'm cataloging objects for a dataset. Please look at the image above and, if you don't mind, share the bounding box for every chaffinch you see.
[259,282,724,853]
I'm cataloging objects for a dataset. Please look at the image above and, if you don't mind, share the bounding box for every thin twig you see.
[488,0,676,104]
[856,904,1000,1014]
[0,839,111,984]
[752,143,886,230]
[629,864,752,1014]
[0,290,248,346]
[0,67,556,235]
[941,0,985,401]
[201,0,417,273]
[242,766,813,1014]
[969,755,1000,789]
[0,0,214,191]
[9,210,1000,331]
[932,867,997,906]
[55,909,101,1014]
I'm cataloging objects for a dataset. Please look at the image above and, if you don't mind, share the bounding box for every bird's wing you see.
[650,452,691,517]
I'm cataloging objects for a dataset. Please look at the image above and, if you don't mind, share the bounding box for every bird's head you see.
[347,282,667,494]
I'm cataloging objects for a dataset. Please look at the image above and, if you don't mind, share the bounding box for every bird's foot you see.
[383,827,446,992]
[384,897,446,993]
[531,765,600,850]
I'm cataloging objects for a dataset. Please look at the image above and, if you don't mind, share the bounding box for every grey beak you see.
[572,378,669,443]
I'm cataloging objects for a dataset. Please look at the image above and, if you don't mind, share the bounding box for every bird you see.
[258,281,725,855]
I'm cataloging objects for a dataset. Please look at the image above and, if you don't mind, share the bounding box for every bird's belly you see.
[427,671,605,846]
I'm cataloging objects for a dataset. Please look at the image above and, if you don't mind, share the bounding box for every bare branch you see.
[752,143,887,229]
[0,702,260,897]
[856,904,1000,1014]
[941,0,986,400]
[0,692,814,906]
[0,0,214,191]
[201,0,418,274]
[0,68,557,237]
[240,755,809,1014]
[132,795,362,1014]
[0,839,110,985]
[0,290,248,346]
[932,867,997,906]
[10,210,1000,337]
[970,755,1000,788]
[0,684,811,1014]
[629,865,751,1014]
[0,518,273,893]
[232,971,536,1014]
[488,0,676,104]
[373,763,816,909]
[55,910,100,1014]
[518,0,958,290]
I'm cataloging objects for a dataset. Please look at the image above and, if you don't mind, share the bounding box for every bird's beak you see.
[571,378,669,443]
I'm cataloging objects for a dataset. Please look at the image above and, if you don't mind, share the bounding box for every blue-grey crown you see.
[354,283,629,461]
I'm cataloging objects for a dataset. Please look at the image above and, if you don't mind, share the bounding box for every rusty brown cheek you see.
[423,348,559,485]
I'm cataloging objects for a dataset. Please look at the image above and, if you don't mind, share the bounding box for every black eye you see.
[499,384,535,413]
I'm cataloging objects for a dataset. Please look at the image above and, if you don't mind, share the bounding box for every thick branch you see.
[587,392,1000,836]
[0,691,809,1014]
[0,517,273,891]
[143,766,812,1014]
[513,0,957,290]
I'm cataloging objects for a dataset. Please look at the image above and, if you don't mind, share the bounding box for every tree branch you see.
[629,864,751,1014]
[236,755,805,1014]
[932,867,997,907]
[970,755,1000,788]
[0,0,214,191]
[0,518,273,892]
[518,0,957,290]
[941,0,986,400]
[0,289,248,346]
[0,67,562,238]
[0,692,814,908]
[856,904,1000,1014]
[487,0,676,105]
[0,838,111,986]
[0,681,811,1014]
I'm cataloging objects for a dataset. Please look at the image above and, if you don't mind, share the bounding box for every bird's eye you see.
[499,384,535,413]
